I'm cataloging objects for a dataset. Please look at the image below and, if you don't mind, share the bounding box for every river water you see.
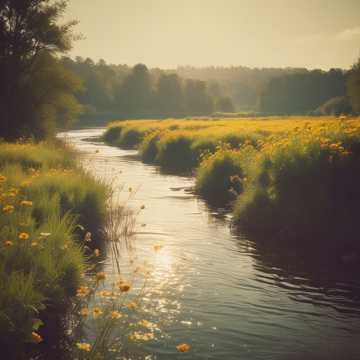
[63,128,360,360]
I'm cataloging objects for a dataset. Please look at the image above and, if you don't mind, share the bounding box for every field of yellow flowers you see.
[105,116,360,245]
[0,141,107,358]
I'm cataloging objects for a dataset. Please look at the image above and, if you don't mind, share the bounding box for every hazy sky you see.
[64,0,360,70]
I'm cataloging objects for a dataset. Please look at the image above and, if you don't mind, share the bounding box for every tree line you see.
[258,68,348,115]
[63,58,360,120]
[61,58,234,119]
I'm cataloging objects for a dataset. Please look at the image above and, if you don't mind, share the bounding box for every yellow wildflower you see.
[0,175,6,182]
[19,232,29,241]
[6,191,17,198]
[31,242,39,247]
[20,200,33,207]
[76,342,91,352]
[3,205,15,214]
[111,310,123,319]
[129,331,154,342]
[176,343,190,352]
[92,307,103,318]
[127,301,138,310]
[118,281,131,292]
[32,331,43,344]
[4,240,13,247]
[138,319,157,330]
[76,286,91,297]
[80,308,89,317]
[99,290,112,298]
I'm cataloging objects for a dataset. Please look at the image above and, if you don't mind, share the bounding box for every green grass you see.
[233,133,360,246]
[0,141,107,356]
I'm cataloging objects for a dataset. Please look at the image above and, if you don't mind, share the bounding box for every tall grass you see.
[0,141,107,357]
[105,116,360,246]
[104,117,268,171]
[233,121,360,246]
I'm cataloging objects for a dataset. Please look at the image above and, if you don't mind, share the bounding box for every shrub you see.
[155,133,195,171]
[196,146,244,206]
[234,131,360,247]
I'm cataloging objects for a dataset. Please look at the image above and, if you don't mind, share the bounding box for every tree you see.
[115,63,155,116]
[183,79,213,116]
[156,73,184,116]
[215,96,234,113]
[0,0,82,139]
[315,96,353,116]
[259,69,347,115]
[347,58,360,114]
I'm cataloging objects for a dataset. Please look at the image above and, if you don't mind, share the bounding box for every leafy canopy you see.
[0,0,82,140]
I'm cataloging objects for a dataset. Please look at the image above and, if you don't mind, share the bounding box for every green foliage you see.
[214,96,235,113]
[234,133,360,245]
[155,134,195,171]
[119,127,144,149]
[316,96,353,116]
[140,131,161,163]
[0,0,82,140]
[157,73,184,115]
[259,69,347,115]
[196,147,244,206]
[115,64,155,117]
[103,125,123,144]
[63,59,235,120]
[0,141,107,354]
[183,79,214,116]
[347,58,360,114]
[0,141,75,169]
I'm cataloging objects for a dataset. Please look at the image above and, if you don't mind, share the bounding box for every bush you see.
[234,131,360,247]
[103,125,123,144]
[196,146,244,206]
[140,131,161,163]
[155,133,196,171]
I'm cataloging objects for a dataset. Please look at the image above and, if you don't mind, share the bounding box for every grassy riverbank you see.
[104,116,360,246]
[0,140,107,357]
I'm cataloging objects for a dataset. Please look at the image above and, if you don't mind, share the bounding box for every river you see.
[62,128,360,360]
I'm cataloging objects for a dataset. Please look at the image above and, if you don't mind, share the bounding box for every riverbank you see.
[67,127,360,360]
[0,140,107,358]
[104,116,360,247]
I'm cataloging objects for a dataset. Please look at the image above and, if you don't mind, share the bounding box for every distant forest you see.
[61,57,352,123]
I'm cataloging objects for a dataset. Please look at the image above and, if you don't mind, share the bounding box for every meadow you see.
[104,116,360,247]
[0,140,107,358]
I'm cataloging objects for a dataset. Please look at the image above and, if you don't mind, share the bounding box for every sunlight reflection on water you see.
[60,128,360,360]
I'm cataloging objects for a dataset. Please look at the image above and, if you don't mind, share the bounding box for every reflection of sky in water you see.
[62,129,360,360]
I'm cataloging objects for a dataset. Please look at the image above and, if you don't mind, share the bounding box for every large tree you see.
[0,0,82,139]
